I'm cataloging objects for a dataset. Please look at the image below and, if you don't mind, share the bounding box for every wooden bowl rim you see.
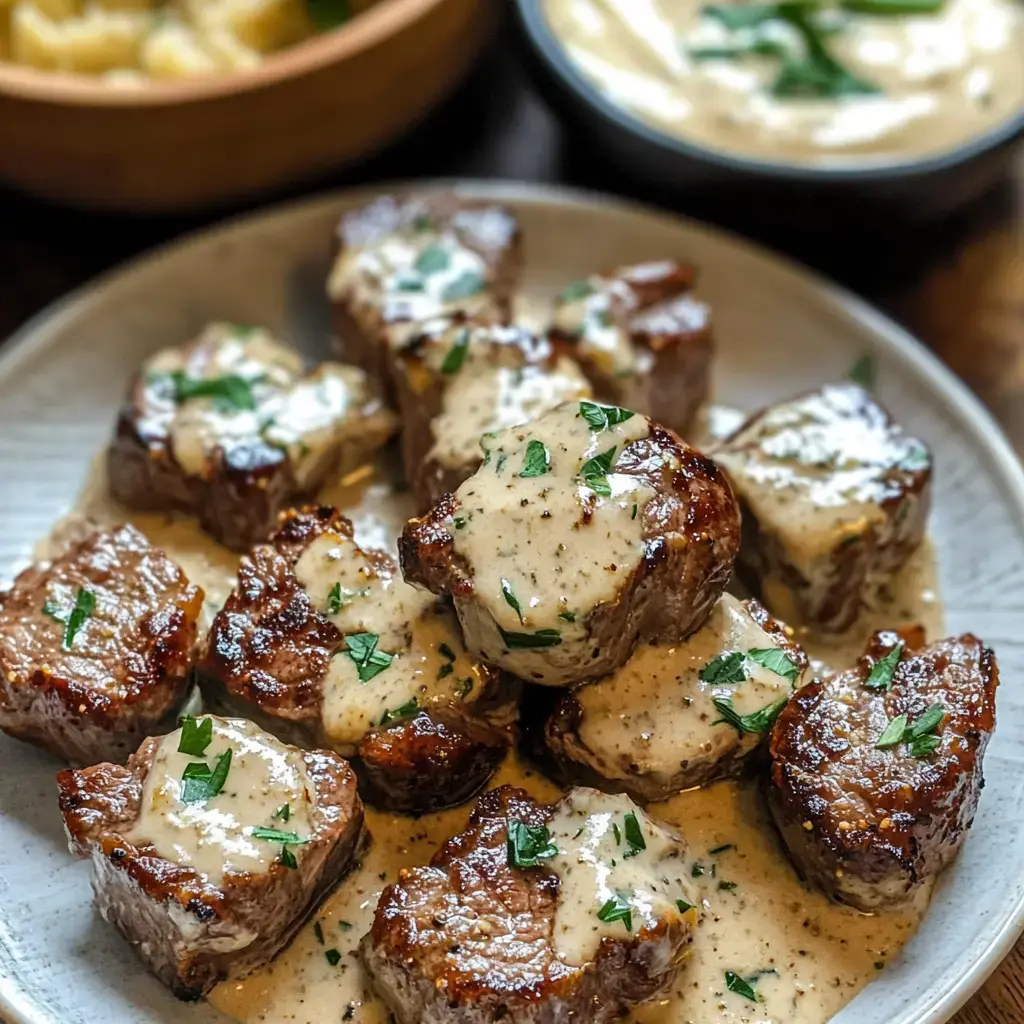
[0,0,446,107]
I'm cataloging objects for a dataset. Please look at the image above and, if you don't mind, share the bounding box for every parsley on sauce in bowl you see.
[516,0,1024,216]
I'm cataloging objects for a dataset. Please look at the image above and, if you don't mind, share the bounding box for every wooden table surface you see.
[0,15,1021,1022]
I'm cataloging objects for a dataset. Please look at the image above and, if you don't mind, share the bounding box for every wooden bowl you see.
[0,0,496,211]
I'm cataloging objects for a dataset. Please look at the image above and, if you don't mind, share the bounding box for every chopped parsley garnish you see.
[338,920,353,931]
[900,442,930,472]
[699,651,748,686]
[698,3,881,99]
[177,716,213,756]
[576,445,617,497]
[875,713,908,748]
[457,677,474,698]
[718,880,738,891]
[612,822,622,845]
[596,892,632,931]
[725,970,761,1003]
[326,584,369,615]
[180,749,232,804]
[519,439,551,478]
[676,899,696,914]
[280,847,298,869]
[692,862,705,877]
[440,329,471,375]
[712,695,789,736]
[453,516,467,530]
[442,271,485,303]
[307,0,350,29]
[507,820,558,869]
[579,400,635,432]
[439,642,456,662]
[43,587,96,650]
[848,353,877,390]
[622,811,646,859]
[558,610,576,623]
[437,662,454,680]
[251,827,310,844]
[313,921,324,944]
[344,633,394,682]
[864,641,904,691]
[168,371,256,411]
[325,948,342,967]
[558,280,596,304]
[274,803,291,822]
[709,843,734,855]
[415,244,450,275]
[498,625,562,649]
[378,697,421,726]
[746,648,800,681]
[631,503,638,520]
[501,578,524,623]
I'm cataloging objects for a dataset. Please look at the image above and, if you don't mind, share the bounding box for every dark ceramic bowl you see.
[514,0,1024,222]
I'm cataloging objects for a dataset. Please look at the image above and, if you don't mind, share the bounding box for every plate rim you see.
[1,178,1022,1024]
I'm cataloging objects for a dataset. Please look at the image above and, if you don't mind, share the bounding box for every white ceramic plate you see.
[0,182,1022,1024]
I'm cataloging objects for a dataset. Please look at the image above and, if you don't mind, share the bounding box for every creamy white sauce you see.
[411,320,593,473]
[129,717,315,887]
[544,0,1024,166]
[327,229,493,352]
[139,322,382,483]
[553,275,641,378]
[291,529,485,751]
[452,402,657,680]
[546,789,696,964]
[574,593,811,790]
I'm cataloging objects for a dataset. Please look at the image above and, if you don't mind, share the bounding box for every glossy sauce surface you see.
[452,403,656,666]
[575,592,811,784]
[140,322,371,483]
[543,0,1024,166]
[129,718,314,886]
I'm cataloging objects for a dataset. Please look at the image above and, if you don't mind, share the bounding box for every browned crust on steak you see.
[0,524,202,766]
[330,194,523,396]
[545,598,810,801]
[399,422,741,685]
[550,261,713,439]
[362,785,693,1024]
[57,731,366,999]
[201,506,513,813]
[768,631,998,911]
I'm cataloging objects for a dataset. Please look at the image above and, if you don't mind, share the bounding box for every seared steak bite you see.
[549,260,713,439]
[362,785,698,1024]
[769,630,997,912]
[328,194,522,396]
[713,382,931,632]
[0,524,202,766]
[546,594,811,801]
[57,716,365,999]
[107,322,396,552]
[201,506,515,813]
[393,316,592,507]
[400,401,741,687]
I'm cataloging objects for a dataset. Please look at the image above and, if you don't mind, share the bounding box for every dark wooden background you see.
[0,13,1021,1021]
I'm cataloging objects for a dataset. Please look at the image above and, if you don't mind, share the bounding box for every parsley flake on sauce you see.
[43,587,96,650]
[177,716,213,756]
[325,584,369,615]
[596,892,633,931]
[324,948,342,967]
[864,641,904,691]
[501,578,525,623]
[167,371,256,412]
[440,329,471,375]
[558,280,596,304]
[378,697,420,727]
[274,803,291,822]
[498,625,562,649]
[442,271,485,303]
[344,633,394,682]
[180,749,232,805]
[415,244,451,275]
[579,400,635,432]
[576,445,618,497]
[507,820,558,869]
[699,650,748,686]
[848,354,877,390]
[712,695,789,736]
[725,970,761,1003]
[622,811,647,858]
[746,647,800,681]
[519,439,551,478]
